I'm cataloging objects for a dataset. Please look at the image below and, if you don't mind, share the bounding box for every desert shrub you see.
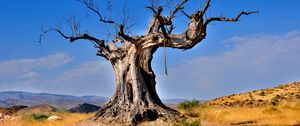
[249,93,254,99]
[173,118,200,126]
[178,99,200,110]
[295,94,300,99]
[271,97,279,105]
[29,113,49,121]
[275,95,282,99]
[259,91,266,96]
[263,107,281,114]
[178,99,207,117]
[277,84,285,89]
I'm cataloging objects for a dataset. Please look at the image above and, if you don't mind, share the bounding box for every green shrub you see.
[30,113,49,121]
[271,97,279,105]
[173,118,200,126]
[177,99,209,117]
[178,99,200,110]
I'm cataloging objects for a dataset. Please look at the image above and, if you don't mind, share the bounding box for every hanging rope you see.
[164,39,168,76]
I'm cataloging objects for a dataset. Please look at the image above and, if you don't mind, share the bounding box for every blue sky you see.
[1,0,300,100]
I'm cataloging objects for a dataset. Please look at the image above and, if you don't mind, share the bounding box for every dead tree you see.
[40,0,256,125]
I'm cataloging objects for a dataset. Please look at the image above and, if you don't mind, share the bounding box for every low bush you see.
[271,97,279,105]
[178,99,200,110]
[28,113,49,121]
[173,118,200,126]
[178,99,208,117]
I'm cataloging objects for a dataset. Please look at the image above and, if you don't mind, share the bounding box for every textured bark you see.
[93,45,179,125]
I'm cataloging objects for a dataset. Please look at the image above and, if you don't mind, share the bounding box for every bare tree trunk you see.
[93,45,179,125]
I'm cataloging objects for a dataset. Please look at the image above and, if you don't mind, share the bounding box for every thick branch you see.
[142,10,257,50]
[145,6,165,35]
[118,25,140,43]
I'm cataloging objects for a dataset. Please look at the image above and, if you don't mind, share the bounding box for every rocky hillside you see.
[0,91,109,109]
[17,104,58,115]
[207,81,300,107]
[0,105,28,115]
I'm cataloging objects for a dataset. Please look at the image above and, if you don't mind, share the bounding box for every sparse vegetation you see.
[28,113,49,121]
[0,112,94,126]
[178,99,200,110]
[177,99,208,117]
[271,97,279,105]
[173,118,200,126]
[200,104,300,125]
[259,91,266,96]
[207,81,300,107]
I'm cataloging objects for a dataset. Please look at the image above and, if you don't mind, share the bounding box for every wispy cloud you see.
[157,31,300,100]
[0,52,73,79]
[0,53,115,96]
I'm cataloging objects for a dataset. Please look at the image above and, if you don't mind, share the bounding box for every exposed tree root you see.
[92,99,181,126]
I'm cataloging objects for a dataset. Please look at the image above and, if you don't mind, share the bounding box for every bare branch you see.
[78,0,118,25]
[38,26,115,60]
[200,0,211,16]
[38,27,52,44]
[146,6,157,14]
[179,7,190,19]
[204,11,258,26]
[168,0,188,21]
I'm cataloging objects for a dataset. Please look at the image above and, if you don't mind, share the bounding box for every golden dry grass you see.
[207,81,300,107]
[199,103,300,125]
[0,112,94,126]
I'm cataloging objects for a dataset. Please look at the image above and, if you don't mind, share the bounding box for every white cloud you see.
[52,61,108,82]
[0,55,115,97]
[45,60,115,96]
[0,52,73,79]
[157,31,300,100]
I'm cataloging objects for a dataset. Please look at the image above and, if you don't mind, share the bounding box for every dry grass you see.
[200,103,300,125]
[0,112,94,126]
[207,81,300,107]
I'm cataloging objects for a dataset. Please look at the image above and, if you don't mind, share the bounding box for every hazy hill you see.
[0,91,108,109]
[0,91,187,109]
[207,81,300,107]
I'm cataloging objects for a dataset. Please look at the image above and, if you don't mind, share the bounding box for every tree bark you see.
[93,44,179,125]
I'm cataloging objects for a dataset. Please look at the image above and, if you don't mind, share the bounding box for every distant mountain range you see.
[0,91,187,109]
[0,91,108,109]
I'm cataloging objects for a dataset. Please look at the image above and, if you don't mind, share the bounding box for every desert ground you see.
[0,81,299,126]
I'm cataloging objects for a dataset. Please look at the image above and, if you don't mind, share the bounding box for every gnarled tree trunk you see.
[93,45,179,125]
